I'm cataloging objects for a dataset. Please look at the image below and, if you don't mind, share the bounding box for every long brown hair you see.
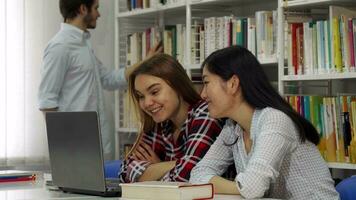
[129,53,201,133]
[127,54,201,156]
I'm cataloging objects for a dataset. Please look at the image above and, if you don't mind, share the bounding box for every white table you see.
[0,173,276,200]
[0,173,117,200]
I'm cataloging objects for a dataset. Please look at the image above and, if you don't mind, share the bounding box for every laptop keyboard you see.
[105,178,120,188]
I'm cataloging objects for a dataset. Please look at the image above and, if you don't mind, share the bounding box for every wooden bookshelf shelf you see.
[188,64,202,70]
[283,0,356,9]
[328,162,356,170]
[282,72,356,81]
[117,7,157,18]
[188,58,278,70]
[116,128,139,133]
[117,2,186,18]
[190,0,274,7]
[259,57,278,65]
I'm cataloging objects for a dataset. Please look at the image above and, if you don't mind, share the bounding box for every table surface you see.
[0,172,276,200]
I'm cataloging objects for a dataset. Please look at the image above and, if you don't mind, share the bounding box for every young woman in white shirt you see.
[189,46,339,199]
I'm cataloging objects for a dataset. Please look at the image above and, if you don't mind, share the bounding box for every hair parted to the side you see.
[202,45,320,145]
[126,54,202,157]
[59,0,95,21]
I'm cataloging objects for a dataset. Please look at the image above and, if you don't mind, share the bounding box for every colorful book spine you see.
[349,18,355,68]
[353,19,356,71]
[286,95,356,163]
[333,17,343,72]
[0,175,36,183]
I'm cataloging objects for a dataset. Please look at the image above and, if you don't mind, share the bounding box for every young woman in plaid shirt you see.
[119,54,223,183]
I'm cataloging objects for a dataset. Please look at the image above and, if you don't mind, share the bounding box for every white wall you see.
[91,0,116,159]
[0,0,116,166]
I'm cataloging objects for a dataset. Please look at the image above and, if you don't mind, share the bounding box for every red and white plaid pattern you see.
[119,100,223,183]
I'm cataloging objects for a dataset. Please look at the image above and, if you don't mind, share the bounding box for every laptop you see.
[45,111,121,197]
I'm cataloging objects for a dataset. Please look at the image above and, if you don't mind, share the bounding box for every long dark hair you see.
[129,53,201,134]
[202,46,319,145]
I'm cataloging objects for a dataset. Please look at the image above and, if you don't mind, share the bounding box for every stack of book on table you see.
[0,170,37,183]
[120,181,214,200]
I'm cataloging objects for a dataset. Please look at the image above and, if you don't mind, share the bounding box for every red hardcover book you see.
[291,23,303,75]
[0,171,36,183]
[348,18,355,67]
[0,176,36,183]
[145,28,151,56]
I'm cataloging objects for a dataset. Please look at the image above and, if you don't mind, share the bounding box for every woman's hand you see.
[132,142,161,164]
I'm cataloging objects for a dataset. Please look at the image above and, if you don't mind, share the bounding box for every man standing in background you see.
[38,0,162,159]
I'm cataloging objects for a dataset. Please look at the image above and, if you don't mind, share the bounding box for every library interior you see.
[1,0,356,199]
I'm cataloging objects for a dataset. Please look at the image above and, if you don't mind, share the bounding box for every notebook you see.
[45,111,121,197]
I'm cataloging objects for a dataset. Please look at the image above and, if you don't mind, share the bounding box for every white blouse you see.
[190,107,339,199]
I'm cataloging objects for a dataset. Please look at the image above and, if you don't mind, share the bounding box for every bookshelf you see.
[281,0,356,9]
[328,162,356,170]
[282,72,356,81]
[117,2,186,18]
[277,0,356,173]
[114,0,356,177]
[114,0,279,159]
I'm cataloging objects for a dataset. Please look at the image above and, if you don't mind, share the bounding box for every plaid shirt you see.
[119,100,223,183]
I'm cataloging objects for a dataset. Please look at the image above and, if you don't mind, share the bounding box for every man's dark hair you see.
[59,0,95,21]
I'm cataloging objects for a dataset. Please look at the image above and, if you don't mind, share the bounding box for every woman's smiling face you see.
[134,74,181,123]
[201,67,233,119]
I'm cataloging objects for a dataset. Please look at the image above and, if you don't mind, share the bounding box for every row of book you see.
[119,90,140,130]
[126,26,163,66]
[286,6,356,75]
[286,95,356,163]
[126,0,183,11]
[126,25,186,69]
[126,10,277,67]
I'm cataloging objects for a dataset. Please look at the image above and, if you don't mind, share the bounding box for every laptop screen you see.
[45,111,107,192]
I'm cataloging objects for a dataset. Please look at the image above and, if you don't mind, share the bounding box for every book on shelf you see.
[125,10,277,68]
[330,6,356,73]
[126,24,185,65]
[255,10,277,61]
[0,170,37,183]
[286,95,356,164]
[126,0,185,12]
[121,89,140,129]
[126,0,151,11]
[120,181,214,200]
[284,6,356,76]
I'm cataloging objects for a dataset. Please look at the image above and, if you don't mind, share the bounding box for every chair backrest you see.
[336,176,356,200]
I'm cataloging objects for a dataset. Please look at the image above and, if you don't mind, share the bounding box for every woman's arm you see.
[119,132,165,183]
[209,176,240,195]
[164,107,224,182]
[189,121,235,184]
[131,142,176,181]
[137,161,176,181]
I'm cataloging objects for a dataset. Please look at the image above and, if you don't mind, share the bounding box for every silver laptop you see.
[45,111,121,197]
